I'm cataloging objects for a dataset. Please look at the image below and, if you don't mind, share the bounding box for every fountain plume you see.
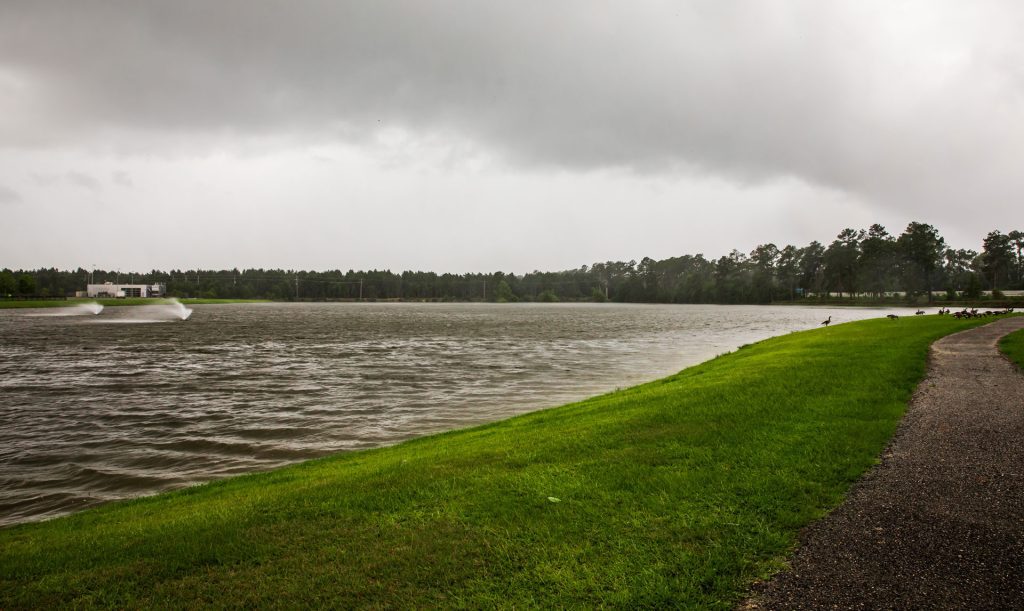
[166,298,193,321]
[75,302,104,315]
[25,301,104,317]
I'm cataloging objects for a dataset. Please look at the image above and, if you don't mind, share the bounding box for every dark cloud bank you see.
[1,1,1021,266]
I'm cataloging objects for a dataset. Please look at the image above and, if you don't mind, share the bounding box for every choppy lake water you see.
[0,302,913,526]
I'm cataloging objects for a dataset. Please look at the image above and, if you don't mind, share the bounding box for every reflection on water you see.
[0,302,911,526]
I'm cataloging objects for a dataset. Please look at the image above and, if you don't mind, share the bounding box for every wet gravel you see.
[747,317,1024,610]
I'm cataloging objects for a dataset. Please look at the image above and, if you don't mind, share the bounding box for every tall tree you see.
[714,250,751,304]
[943,248,978,294]
[776,245,801,300]
[749,243,779,303]
[0,270,16,296]
[981,230,1013,293]
[494,279,516,302]
[897,222,945,303]
[798,241,826,297]
[858,224,896,298]
[823,228,863,298]
[16,273,36,296]
[1006,229,1023,288]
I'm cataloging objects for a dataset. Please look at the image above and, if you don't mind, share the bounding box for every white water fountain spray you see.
[166,298,193,321]
[25,301,104,317]
[75,302,104,315]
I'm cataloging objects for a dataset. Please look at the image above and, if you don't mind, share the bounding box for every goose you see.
[821,315,831,327]
[887,314,899,320]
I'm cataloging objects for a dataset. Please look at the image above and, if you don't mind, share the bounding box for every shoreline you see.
[0,303,932,530]
[0,297,270,309]
[3,296,1020,310]
[0,315,1004,607]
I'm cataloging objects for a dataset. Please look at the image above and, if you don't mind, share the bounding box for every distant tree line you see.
[3,223,1023,304]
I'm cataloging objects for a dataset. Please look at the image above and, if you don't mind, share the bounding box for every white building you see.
[85,282,166,298]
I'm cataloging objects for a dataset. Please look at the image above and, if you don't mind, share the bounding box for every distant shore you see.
[0,297,270,309]
[3,296,1020,310]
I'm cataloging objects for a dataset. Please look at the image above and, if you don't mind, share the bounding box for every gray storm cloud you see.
[66,172,101,192]
[1,1,1022,233]
[0,184,21,205]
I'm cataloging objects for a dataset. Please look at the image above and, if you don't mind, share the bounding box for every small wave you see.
[152,437,307,461]
[232,426,318,441]
[88,319,171,324]
[56,463,186,493]
[0,491,96,527]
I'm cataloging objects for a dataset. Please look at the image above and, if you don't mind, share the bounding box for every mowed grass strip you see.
[0,316,990,608]
[0,299,83,309]
[999,327,1024,370]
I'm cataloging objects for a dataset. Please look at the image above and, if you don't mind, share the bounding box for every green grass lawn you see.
[999,327,1024,370]
[0,316,991,608]
[177,298,272,305]
[0,299,80,309]
[0,298,269,309]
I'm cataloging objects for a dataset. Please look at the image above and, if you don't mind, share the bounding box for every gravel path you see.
[746,317,1024,610]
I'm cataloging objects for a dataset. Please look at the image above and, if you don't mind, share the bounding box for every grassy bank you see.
[0,317,990,607]
[0,298,269,309]
[177,298,272,305]
[1000,328,1024,370]
[778,298,1024,309]
[0,299,76,309]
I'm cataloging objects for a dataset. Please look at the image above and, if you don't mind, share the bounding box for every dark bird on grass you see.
[821,315,831,327]
[887,314,899,320]
[915,309,925,315]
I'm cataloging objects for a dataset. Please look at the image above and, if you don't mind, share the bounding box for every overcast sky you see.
[1,1,1022,273]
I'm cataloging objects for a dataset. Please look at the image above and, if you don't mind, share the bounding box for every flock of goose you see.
[821,307,1016,326]
[947,307,1016,319]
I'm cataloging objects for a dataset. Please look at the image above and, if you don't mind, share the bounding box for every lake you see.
[0,302,911,526]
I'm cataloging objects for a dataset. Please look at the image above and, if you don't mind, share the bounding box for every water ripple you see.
[0,302,910,526]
